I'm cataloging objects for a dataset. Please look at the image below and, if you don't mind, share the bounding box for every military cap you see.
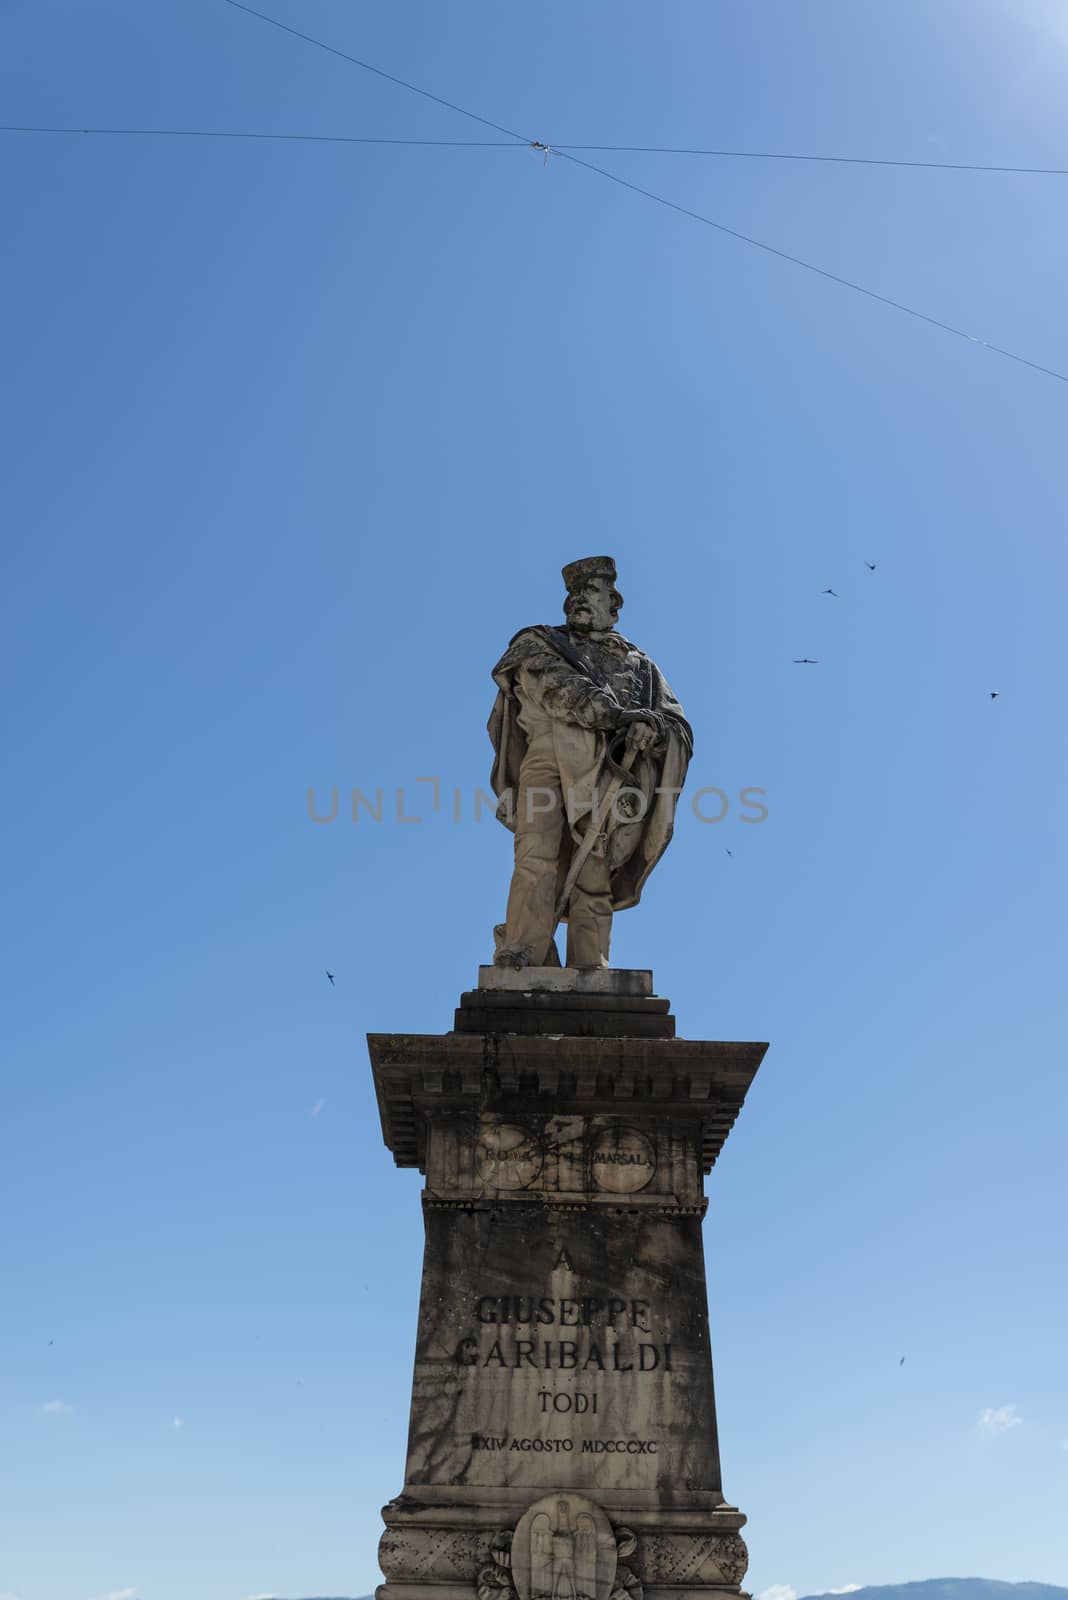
[561,555,617,592]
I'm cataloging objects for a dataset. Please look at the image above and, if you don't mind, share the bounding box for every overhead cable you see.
[5,123,1068,174]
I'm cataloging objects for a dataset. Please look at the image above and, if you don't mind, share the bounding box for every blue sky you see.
[2,3,1067,1599]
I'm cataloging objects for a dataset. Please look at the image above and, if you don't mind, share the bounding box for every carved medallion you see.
[511,1493,617,1600]
[590,1127,656,1193]
[476,1119,543,1190]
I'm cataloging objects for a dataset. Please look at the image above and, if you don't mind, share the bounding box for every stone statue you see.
[488,556,692,969]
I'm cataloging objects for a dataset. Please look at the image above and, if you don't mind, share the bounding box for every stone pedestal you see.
[368,971,766,1600]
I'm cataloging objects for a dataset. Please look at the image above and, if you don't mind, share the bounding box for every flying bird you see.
[724,848,733,857]
[990,692,1001,700]
[900,1356,906,1366]
[326,971,335,985]
[821,588,839,598]
[865,561,878,571]
[793,658,819,665]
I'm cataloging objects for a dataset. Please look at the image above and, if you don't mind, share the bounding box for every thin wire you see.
[221,0,529,145]
[6,124,1068,174]
[163,3,1066,384]
[556,144,1068,176]
[554,149,1068,384]
[0,124,515,147]
[218,6,1068,180]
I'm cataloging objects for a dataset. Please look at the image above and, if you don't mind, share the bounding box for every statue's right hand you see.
[618,708,664,754]
[624,719,658,753]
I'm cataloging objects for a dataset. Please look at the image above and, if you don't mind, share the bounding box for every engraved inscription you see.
[590,1128,655,1193]
[454,1289,670,1373]
[477,1120,543,1190]
[406,1213,723,1497]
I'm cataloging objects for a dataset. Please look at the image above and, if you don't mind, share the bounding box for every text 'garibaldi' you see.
[488,556,692,971]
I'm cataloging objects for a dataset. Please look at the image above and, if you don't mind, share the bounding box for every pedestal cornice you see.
[368,1030,767,1176]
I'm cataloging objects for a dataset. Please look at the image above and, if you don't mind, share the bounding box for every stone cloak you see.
[487,625,693,914]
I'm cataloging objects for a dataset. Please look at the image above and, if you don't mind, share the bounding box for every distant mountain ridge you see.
[801,1583,1067,1600]
[288,1583,1067,1600]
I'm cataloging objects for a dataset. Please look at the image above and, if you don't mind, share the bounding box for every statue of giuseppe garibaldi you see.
[488,556,692,970]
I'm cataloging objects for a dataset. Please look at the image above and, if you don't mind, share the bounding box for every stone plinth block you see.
[368,977,766,1600]
[476,967,654,997]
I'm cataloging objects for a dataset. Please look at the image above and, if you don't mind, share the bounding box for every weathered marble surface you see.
[405,1203,720,1496]
[369,989,766,1600]
[369,1027,764,1177]
[378,1520,750,1593]
[476,966,654,997]
[426,1112,703,1211]
[455,983,674,1041]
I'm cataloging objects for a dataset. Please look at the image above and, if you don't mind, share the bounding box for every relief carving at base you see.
[475,1499,644,1600]
[478,1532,516,1600]
[640,1531,749,1587]
[379,1526,489,1582]
[381,1510,747,1594]
[512,1493,617,1600]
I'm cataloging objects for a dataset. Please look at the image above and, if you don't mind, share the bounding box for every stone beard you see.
[488,558,692,970]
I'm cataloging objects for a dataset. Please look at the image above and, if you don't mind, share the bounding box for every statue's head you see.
[562,555,623,634]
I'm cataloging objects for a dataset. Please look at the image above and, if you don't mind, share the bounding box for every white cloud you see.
[0,1590,22,1600]
[828,1588,862,1594]
[978,1404,1022,1434]
[242,1593,279,1599]
[758,1587,797,1600]
[91,1589,138,1600]
[41,1398,72,1415]
[172,1416,184,1429]
[311,1097,325,1117]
